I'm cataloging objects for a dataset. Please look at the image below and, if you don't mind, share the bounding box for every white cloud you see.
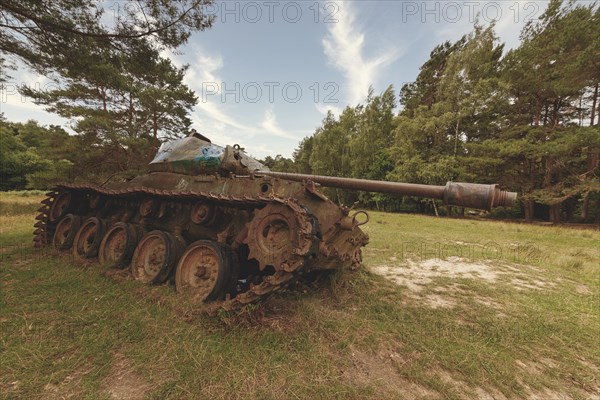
[0,67,72,128]
[175,49,304,156]
[197,101,254,132]
[260,108,300,140]
[188,53,224,89]
[322,1,400,105]
[315,103,342,117]
[178,50,257,135]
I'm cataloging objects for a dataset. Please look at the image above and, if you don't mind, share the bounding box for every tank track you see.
[33,183,321,310]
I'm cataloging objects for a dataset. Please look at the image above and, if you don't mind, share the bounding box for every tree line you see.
[1,0,598,223]
[1,0,211,188]
[267,1,599,223]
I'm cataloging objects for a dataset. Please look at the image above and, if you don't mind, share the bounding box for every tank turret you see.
[149,131,267,176]
[33,133,517,308]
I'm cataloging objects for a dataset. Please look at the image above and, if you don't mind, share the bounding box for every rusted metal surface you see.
[33,134,518,309]
[131,230,175,284]
[149,133,266,176]
[73,217,104,259]
[48,192,70,222]
[98,222,136,267]
[256,171,517,211]
[443,182,517,210]
[52,214,80,251]
[175,241,227,302]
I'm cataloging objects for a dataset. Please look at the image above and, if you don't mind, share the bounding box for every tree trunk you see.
[552,98,561,128]
[550,203,561,224]
[453,118,460,157]
[565,197,576,221]
[524,200,534,223]
[581,194,590,221]
[542,157,552,186]
[152,112,158,139]
[128,92,134,136]
[460,207,465,218]
[101,86,107,112]
[579,94,584,127]
[591,83,598,126]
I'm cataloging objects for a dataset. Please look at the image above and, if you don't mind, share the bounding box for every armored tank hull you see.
[33,133,516,308]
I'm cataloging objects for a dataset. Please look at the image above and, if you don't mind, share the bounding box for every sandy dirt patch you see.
[43,364,94,399]
[341,345,440,399]
[102,353,150,400]
[371,256,554,296]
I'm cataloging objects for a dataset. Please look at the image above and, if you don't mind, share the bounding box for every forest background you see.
[1,0,598,223]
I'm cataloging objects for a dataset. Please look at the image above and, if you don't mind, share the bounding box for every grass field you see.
[1,191,598,400]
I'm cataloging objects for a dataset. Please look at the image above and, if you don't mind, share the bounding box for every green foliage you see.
[290,1,599,221]
[0,1,210,188]
[503,0,599,126]
[20,39,197,149]
[0,119,52,190]
[1,1,597,224]
[26,159,74,190]
[292,136,314,174]
[399,36,467,113]
[0,117,122,189]
[261,155,295,172]
[0,1,214,75]
[295,87,398,206]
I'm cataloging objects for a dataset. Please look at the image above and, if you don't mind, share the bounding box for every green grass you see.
[0,191,46,218]
[1,192,598,399]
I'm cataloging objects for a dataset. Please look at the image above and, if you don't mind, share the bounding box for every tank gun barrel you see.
[256,171,517,211]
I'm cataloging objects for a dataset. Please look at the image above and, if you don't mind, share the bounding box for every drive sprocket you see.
[244,202,309,271]
[225,199,319,308]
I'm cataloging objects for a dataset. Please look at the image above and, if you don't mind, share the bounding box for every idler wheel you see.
[99,222,141,268]
[53,214,82,251]
[131,231,182,284]
[49,192,72,222]
[175,240,237,302]
[73,217,106,259]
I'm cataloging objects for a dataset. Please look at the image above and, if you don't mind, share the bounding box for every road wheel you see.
[53,214,82,251]
[48,191,72,222]
[131,231,182,284]
[99,222,141,268]
[175,240,238,302]
[73,217,106,259]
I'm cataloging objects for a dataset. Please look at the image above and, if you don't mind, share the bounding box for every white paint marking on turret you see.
[175,178,189,191]
[221,179,230,195]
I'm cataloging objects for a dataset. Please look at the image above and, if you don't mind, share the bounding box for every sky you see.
[0,0,554,159]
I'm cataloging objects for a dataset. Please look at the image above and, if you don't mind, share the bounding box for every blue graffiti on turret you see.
[196,144,224,161]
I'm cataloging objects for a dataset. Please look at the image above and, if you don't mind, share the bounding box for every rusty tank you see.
[33,131,517,308]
